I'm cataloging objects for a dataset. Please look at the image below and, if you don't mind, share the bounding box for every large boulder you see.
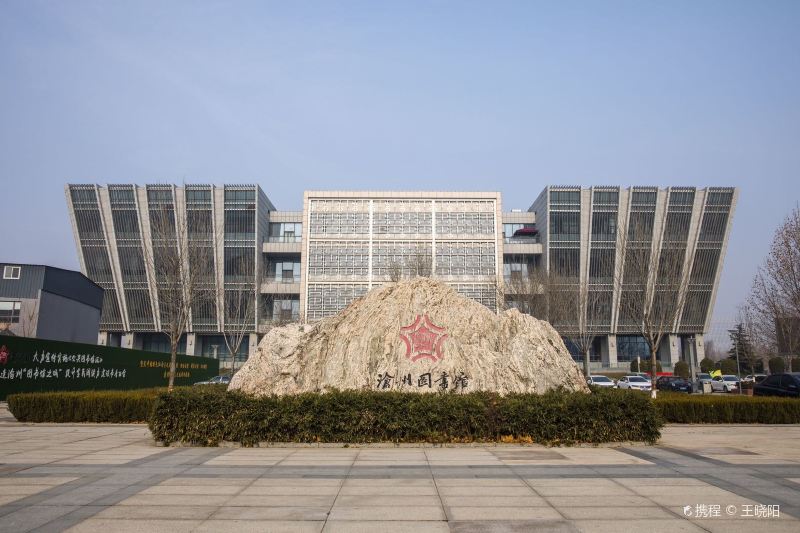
[230,278,589,395]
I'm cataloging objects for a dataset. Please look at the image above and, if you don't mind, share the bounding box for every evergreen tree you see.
[728,323,758,374]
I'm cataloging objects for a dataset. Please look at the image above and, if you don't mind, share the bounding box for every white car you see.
[587,375,616,388]
[710,375,739,393]
[617,375,652,392]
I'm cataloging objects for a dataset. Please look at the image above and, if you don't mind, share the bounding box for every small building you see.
[0,263,103,344]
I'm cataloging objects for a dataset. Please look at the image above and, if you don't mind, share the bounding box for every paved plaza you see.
[1,406,799,532]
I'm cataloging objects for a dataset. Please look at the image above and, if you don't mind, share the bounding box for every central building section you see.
[300,192,503,321]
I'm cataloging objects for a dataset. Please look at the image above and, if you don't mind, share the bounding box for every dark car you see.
[194,375,231,386]
[753,373,800,398]
[656,376,692,393]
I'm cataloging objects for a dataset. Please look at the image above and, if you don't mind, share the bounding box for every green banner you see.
[0,336,219,400]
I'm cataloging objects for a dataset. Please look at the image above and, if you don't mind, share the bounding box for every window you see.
[549,212,580,241]
[268,222,302,242]
[631,191,657,206]
[111,209,140,239]
[617,335,649,362]
[550,190,580,206]
[664,212,691,242]
[503,223,537,242]
[549,249,579,278]
[699,212,729,242]
[591,212,617,241]
[267,260,301,283]
[589,249,614,281]
[225,210,255,240]
[593,190,618,205]
[3,266,21,279]
[224,189,255,202]
[761,375,780,387]
[627,212,654,241]
[224,247,255,282]
[0,301,21,323]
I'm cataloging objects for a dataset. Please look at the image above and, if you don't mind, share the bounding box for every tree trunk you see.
[168,344,178,392]
[650,348,658,399]
[583,349,590,377]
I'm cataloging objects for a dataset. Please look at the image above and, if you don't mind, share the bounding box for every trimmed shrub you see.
[8,389,161,423]
[718,359,738,375]
[791,358,800,372]
[655,394,800,424]
[699,357,715,373]
[630,359,662,373]
[673,361,690,379]
[149,388,663,446]
[769,357,785,374]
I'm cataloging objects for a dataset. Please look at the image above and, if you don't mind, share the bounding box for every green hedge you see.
[655,393,800,424]
[148,387,663,446]
[7,389,162,423]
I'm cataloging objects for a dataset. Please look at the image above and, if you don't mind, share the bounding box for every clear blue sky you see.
[1,1,798,340]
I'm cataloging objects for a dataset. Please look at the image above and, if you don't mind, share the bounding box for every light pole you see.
[687,336,698,393]
[728,328,743,395]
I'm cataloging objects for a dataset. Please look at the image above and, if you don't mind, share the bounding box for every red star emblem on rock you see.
[400,314,448,362]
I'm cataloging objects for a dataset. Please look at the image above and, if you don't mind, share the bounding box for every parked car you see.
[194,375,231,386]
[587,375,616,388]
[617,375,652,392]
[656,376,692,393]
[710,375,739,393]
[753,373,800,398]
[742,374,767,384]
[697,373,712,386]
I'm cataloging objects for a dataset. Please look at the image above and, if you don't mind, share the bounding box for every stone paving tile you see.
[114,493,233,506]
[256,478,344,486]
[139,484,245,495]
[65,518,203,532]
[446,506,563,521]
[545,495,657,507]
[1,421,800,531]
[0,504,80,533]
[211,506,331,520]
[158,476,257,486]
[556,505,675,520]
[534,484,637,496]
[241,485,342,496]
[438,485,535,496]
[572,519,706,532]
[339,485,438,496]
[448,520,576,533]
[335,495,438,507]
[196,520,325,532]
[91,505,214,520]
[229,495,338,507]
[322,521,449,533]
[688,519,800,532]
[328,506,446,521]
[441,495,551,507]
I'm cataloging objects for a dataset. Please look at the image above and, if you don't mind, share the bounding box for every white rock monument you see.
[230,278,589,395]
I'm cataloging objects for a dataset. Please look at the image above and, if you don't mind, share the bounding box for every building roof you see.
[0,263,104,310]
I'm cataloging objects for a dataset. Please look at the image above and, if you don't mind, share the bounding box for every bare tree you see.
[385,248,433,282]
[145,202,216,391]
[748,207,800,358]
[20,299,40,338]
[387,259,403,283]
[615,217,693,398]
[407,249,433,278]
[219,261,257,374]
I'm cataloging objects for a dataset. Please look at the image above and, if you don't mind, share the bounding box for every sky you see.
[1,1,798,344]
